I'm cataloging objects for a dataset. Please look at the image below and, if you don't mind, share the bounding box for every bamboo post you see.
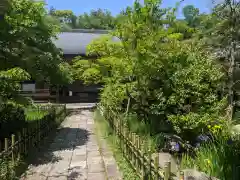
[133,133,137,167]
[137,135,140,149]
[43,118,46,139]
[33,123,36,146]
[126,127,129,159]
[118,120,120,137]
[23,128,27,155]
[154,153,160,180]
[120,118,123,151]
[64,104,67,114]
[115,119,118,145]
[141,139,146,180]
[44,118,47,137]
[113,118,116,134]
[136,135,140,172]
[148,148,152,179]
[123,127,126,155]
[133,133,136,145]
[17,132,21,159]
[4,137,9,174]
[11,134,15,163]
[121,120,124,151]
[33,122,36,146]
[4,138,8,151]
[38,120,41,144]
[115,118,117,133]
[28,126,31,149]
[0,140,2,152]
[41,118,44,140]
[31,124,34,147]
[129,131,132,161]
[34,122,36,146]
[179,171,184,180]
[164,161,171,180]
[167,161,171,176]
[131,132,134,164]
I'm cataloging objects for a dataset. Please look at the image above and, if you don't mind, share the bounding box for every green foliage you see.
[78,9,115,30]
[81,68,102,84]
[0,102,26,140]
[72,0,226,141]
[50,9,76,30]
[0,159,19,180]
[24,108,48,121]
[52,10,74,19]
[0,68,30,102]
[183,5,200,27]
[54,62,74,85]
[48,7,115,31]
[0,0,71,85]
[0,0,72,105]
[181,132,240,180]
[100,83,128,111]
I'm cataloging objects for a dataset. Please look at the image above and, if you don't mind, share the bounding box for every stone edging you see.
[98,137,123,180]
[94,111,123,180]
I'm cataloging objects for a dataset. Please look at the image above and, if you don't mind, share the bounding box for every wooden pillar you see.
[57,85,59,103]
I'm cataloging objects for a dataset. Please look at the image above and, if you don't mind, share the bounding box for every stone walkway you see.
[21,110,122,180]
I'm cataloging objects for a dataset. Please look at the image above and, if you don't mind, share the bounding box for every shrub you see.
[0,103,26,140]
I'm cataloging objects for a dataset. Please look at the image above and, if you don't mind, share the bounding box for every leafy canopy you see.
[0,0,72,103]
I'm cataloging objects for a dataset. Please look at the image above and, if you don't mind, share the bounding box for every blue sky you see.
[45,0,213,18]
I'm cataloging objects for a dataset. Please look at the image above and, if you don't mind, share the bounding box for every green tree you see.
[0,0,72,103]
[183,5,200,27]
[78,9,115,29]
[49,6,56,16]
[199,0,240,120]
[50,9,77,30]
[72,0,225,139]
[52,10,74,23]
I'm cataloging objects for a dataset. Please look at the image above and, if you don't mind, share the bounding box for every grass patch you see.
[24,104,54,121]
[93,109,140,180]
[24,108,49,121]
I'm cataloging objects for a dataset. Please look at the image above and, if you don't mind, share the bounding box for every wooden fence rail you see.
[0,104,67,178]
[100,106,176,180]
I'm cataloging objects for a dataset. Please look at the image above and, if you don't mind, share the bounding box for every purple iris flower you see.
[175,142,180,151]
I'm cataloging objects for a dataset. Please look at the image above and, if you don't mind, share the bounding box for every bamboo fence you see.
[0,104,67,177]
[102,106,177,180]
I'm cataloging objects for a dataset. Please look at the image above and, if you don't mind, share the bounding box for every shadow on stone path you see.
[20,110,111,180]
[28,127,90,166]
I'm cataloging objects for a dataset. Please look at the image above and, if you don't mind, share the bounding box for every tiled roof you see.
[53,29,119,55]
